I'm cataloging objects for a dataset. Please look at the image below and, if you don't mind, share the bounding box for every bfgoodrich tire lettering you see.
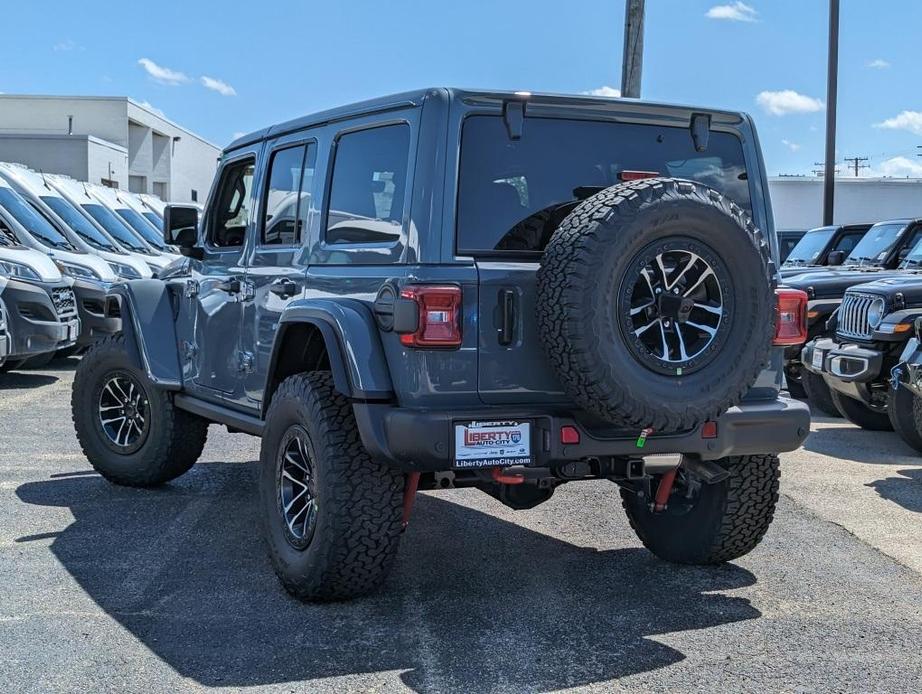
[621,454,780,564]
[71,335,208,487]
[536,178,774,431]
[259,372,404,602]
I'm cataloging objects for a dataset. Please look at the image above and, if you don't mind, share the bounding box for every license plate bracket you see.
[811,348,825,370]
[453,420,532,469]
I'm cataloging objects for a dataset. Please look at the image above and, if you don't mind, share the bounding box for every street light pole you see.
[823,0,840,225]
[621,0,645,98]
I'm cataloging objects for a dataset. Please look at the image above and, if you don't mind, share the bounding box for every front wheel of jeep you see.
[621,454,780,564]
[830,390,893,431]
[71,335,209,487]
[258,372,404,602]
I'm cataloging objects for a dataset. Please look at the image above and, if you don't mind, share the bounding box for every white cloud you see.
[53,39,82,52]
[201,75,237,97]
[706,2,758,22]
[582,85,621,98]
[871,156,922,178]
[868,58,891,69]
[875,110,922,136]
[137,58,190,86]
[137,101,166,118]
[781,139,801,152]
[756,90,823,116]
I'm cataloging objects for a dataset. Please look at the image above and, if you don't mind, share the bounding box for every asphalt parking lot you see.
[3,361,922,693]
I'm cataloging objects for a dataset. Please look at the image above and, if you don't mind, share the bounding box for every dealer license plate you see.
[811,349,824,370]
[453,420,532,469]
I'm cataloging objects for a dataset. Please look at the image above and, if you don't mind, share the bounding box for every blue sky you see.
[1,0,921,178]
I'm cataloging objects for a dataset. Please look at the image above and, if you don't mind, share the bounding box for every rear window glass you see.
[457,116,752,255]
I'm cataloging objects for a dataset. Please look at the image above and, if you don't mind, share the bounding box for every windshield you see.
[115,207,168,251]
[0,187,76,250]
[41,196,119,252]
[844,222,906,266]
[457,116,752,254]
[900,238,922,268]
[783,227,835,265]
[82,203,152,254]
[142,211,163,231]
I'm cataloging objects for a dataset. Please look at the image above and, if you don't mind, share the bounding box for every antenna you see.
[40,169,49,190]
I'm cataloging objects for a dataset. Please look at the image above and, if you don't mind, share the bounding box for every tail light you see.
[398,285,462,348]
[618,170,660,182]
[773,288,808,345]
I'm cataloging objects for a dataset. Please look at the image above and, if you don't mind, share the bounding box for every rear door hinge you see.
[237,351,255,374]
[184,280,199,298]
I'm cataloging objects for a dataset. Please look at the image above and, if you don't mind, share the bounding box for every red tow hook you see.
[491,467,526,485]
[402,472,421,530]
[653,467,679,512]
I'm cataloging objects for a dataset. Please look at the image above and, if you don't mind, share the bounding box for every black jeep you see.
[779,223,870,279]
[803,265,922,436]
[71,89,810,601]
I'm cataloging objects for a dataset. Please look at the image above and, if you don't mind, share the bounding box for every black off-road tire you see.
[536,177,774,431]
[801,370,841,418]
[621,454,780,564]
[888,386,922,453]
[72,334,208,486]
[259,372,404,602]
[23,351,55,369]
[830,389,892,431]
[784,366,807,399]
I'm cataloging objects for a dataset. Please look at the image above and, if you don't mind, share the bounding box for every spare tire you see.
[536,177,774,431]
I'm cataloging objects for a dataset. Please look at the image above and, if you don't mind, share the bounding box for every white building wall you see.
[770,177,922,229]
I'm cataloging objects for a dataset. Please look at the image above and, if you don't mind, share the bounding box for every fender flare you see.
[269,298,394,405]
[107,280,182,390]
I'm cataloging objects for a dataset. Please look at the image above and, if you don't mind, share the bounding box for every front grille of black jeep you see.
[51,287,77,320]
[837,292,880,341]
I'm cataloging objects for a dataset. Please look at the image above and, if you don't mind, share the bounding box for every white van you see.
[0,164,151,280]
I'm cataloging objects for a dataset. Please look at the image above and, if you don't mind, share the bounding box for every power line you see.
[843,156,870,177]
[813,162,840,177]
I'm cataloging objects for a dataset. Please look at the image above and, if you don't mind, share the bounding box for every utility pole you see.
[813,162,839,178]
[842,156,869,177]
[621,0,645,98]
[823,0,840,225]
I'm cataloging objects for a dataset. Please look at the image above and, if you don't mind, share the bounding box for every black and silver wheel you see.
[621,454,780,564]
[621,240,730,376]
[72,335,208,487]
[259,372,404,602]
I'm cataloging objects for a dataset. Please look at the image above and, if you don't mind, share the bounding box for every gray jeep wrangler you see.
[72,88,810,601]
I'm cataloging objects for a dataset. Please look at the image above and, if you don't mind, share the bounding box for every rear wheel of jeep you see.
[72,335,209,486]
[537,178,774,431]
[259,372,404,602]
[801,371,841,418]
[621,454,780,564]
[888,386,922,453]
[830,389,893,431]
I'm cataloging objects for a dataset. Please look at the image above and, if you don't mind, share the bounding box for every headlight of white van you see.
[56,260,102,281]
[0,259,41,281]
[108,261,141,279]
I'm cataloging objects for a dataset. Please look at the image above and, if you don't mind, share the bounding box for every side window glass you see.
[209,158,255,248]
[262,145,305,246]
[833,233,862,255]
[326,124,410,245]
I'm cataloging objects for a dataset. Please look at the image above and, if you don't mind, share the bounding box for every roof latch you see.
[690,113,711,152]
[503,100,525,140]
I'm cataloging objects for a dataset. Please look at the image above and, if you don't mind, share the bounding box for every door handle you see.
[269,278,299,299]
[216,278,241,294]
[498,289,515,346]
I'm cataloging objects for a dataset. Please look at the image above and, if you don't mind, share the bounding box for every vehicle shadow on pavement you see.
[0,371,58,389]
[16,463,761,692]
[867,468,922,513]
[803,425,915,465]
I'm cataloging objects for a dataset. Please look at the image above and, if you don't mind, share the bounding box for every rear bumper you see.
[72,279,120,347]
[1,279,79,359]
[354,396,811,472]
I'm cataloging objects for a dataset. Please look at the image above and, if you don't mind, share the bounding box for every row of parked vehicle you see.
[0,162,179,371]
[779,219,922,452]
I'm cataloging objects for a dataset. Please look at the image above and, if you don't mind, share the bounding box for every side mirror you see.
[164,205,199,247]
[827,250,845,266]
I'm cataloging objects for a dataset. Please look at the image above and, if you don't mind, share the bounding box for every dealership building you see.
[0,95,220,204]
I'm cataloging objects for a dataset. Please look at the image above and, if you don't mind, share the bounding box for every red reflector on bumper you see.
[701,421,718,439]
[560,425,581,444]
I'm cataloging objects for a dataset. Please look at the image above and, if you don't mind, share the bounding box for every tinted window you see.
[143,211,163,231]
[262,143,317,246]
[42,196,118,252]
[457,116,752,254]
[83,203,152,253]
[210,159,255,248]
[326,124,409,245]
[784,227,834,265]
[846,222,906,266]
[0,187,75,250]
[832,231,864,256]
[116,207,168,250]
